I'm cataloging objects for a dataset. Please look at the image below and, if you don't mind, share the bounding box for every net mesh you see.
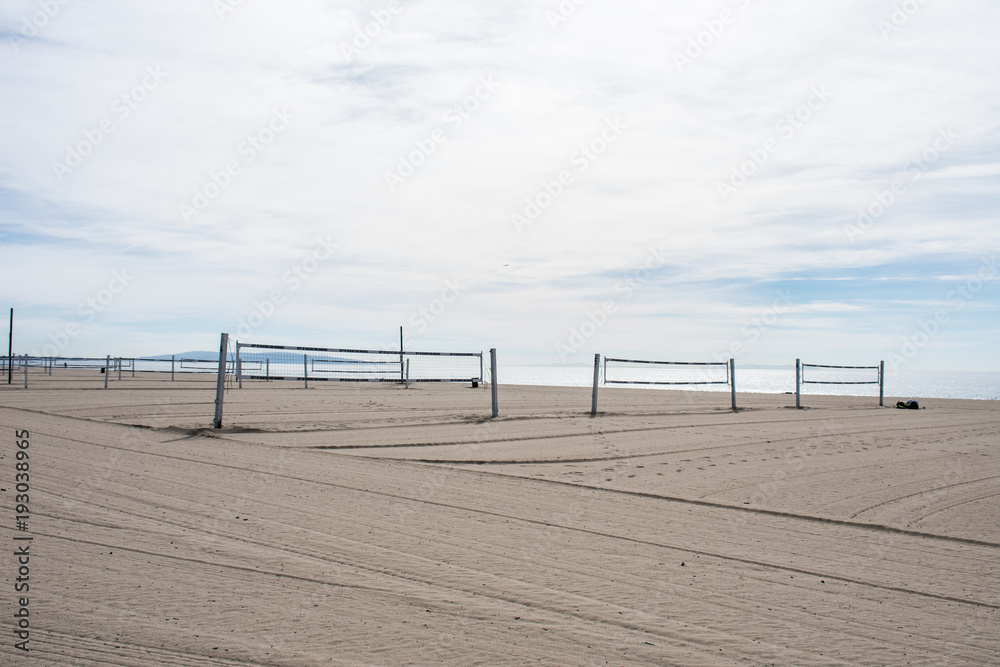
[236,343,482,383]
[604,358,730,385]
[801,363,880,385]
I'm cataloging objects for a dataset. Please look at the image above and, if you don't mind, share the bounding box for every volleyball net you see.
[796,360,884,406]
[235,342,483,384]
[595,355,737,412]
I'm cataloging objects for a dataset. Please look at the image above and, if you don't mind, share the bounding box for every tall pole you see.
[591,353,600,416]
[730,358,737,412]
[213,333,229,428]
[879,360,885,407]
[399,325,404,383]
[104,355,110,389]
[7,308,12,385]
[490,348,498,418]
[795,358,801,409]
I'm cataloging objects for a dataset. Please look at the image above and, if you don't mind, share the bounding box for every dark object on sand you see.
[896,400,919,410]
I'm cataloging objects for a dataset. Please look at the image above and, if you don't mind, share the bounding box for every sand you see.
[0,370,997,665]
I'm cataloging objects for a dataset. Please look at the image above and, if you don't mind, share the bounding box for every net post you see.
[795,358,801,408]
[266,358,269,381]
[105,355,110,389]
[399,325,404,384]
[213,333,229,429]
[24,355,28,389]
[879,360,884,406]
[405,358,410,389]
[236,342,242,389]
[591,353,600,416]
[730,358,736,411]
[303,354,308,389]
[131,358,134,377]
[117,357,121,381]
[490,348,498,418]
[171,355,175,381]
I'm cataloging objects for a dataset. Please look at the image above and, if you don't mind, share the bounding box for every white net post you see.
[795,358,801,408]
[730,358,736,412]
[213,333,229,429]
[879,360,885,406]
[490,348,498,418]
[591,353,600,416]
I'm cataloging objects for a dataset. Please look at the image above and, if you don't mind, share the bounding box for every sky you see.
[1,0,998,371]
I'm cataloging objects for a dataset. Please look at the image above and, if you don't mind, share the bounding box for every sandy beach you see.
[1,371,997,665]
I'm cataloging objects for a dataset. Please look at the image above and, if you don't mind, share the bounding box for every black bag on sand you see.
[896,400,920,410]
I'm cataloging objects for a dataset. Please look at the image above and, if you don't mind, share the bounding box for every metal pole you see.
[405,358,410,389]
[7,308,12,385]
[236,342,242,389]
[795,358,800,408]
[213,333,229,428]
[171,355,175,381]
[105,355,110,389]
[266,358,269,381]
[730,358,737,412]
[490,348,498,418]
[591,353,600,416]
[303,354,308,389]
[24,355,28,389]
[879,360,885,407]
[399,325,404,383]
[117,357,121,381]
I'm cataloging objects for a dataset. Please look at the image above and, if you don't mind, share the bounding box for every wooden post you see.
[213,333,229,428]
[879,360,885,407]
[591,353,600,416]
[795,358,800,408]
[105,355,110,389]
[7,308,12,385]
[730,358,737,412]
[490,348,498,418]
